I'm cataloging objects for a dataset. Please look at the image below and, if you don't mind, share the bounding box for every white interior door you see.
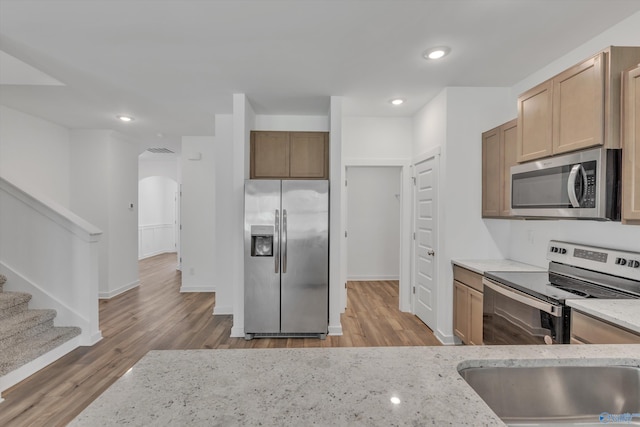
[413,156,438,330]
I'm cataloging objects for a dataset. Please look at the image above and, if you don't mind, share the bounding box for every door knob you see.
[427,249,435,256]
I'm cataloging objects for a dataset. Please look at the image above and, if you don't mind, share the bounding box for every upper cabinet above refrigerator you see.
[250,131,329,180]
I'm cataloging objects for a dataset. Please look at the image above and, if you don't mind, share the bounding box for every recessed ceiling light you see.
[116,115,134,122]
[423,46,451,60]
[390,98,405,106]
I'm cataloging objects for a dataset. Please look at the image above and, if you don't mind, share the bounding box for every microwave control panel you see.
[582,170,596,208]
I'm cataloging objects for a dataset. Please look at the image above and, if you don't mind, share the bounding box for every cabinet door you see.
[482,127,501,217]
[552,53,604,155]
[251,132,290,178]
[468,287,483,346]
[623,64,640,223]
[289,132,328,179]
[500,120,518,217]
[453,281,469,344]
[517,80,553,162]
[571,310,640,344]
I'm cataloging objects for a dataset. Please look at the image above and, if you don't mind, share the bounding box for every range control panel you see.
[548,241,640,281]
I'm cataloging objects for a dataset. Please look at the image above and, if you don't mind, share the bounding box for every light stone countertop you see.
[567,299,640,335]
[452,259,546,275]
[69,345,640,426]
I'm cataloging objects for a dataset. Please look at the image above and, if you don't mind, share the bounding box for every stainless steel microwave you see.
[510,147,621,220]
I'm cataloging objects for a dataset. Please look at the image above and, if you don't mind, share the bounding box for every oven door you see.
[482,278,568,345]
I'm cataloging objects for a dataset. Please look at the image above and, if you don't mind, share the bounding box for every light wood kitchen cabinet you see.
[453,281,469,343]
[517,46,640,163]
[289,132,328,178]
[482,119,517,218]
[453,266,483,345]
[622,63,640,224]
[571,310,640,344]
[250,131,290,178]
[250,131,329,179]
[517,80,553,162]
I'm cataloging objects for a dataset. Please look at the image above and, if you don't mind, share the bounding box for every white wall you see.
[138,176,177,259]
[212,114,234,314]
[139,157,178,181]
[107,132,139,297]
[411,87,514,344]
[0,105,71,206]
[329,96,344,336]
[254,115,329,131]
[412,90,447,158]
[230,94,255,336]
[347,167,401,280]
[180,135,216,292]
[343,116,412,160]
[70,130,139,299]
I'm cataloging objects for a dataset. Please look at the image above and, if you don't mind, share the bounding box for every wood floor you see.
[0,253,440,426]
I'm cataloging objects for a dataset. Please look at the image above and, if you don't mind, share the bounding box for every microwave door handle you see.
[567,164,587,208]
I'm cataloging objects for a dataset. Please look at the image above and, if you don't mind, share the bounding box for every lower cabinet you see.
[570,310,640,344]
[453,266,483,345]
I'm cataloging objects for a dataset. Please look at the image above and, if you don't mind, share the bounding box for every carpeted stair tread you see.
[0,309,57,348]
[0,292,32,319]
[0,326,81,376]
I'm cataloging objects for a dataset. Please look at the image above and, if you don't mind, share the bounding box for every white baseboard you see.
[88,331,103,346]
[0,335,81,400]
[230,325,245,338]
[99,280,140,299]
[328,324,343,336]
[347,275,400,281]
[138,250,177,261]
[180,285,215,292]
[435,329,457,345]
[212,305,233,315]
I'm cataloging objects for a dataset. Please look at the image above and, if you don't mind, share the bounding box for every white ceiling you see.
[1,0,640,154]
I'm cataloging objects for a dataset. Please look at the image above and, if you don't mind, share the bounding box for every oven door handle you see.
[482,278,563,317]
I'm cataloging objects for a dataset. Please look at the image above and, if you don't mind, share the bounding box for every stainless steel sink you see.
[459,365,640,426]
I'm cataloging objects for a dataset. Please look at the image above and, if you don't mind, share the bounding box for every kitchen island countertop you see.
[69,345,640,426]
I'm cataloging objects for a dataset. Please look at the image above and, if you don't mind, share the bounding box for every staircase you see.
[0,274,81,377]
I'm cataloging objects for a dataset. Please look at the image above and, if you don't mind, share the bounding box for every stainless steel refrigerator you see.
[244,179,329,340]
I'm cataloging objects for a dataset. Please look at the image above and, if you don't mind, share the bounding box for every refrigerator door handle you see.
[283,209,287,273]
[275,209,280,273]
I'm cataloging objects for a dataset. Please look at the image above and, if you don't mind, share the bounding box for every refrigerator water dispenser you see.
[250,225,274,257]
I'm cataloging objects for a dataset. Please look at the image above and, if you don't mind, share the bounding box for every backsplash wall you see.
[507,220,640,267]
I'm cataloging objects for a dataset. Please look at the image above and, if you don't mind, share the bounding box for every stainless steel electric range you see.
[482,241,640,345]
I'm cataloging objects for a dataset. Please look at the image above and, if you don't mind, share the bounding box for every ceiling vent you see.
[146,148,174,154]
